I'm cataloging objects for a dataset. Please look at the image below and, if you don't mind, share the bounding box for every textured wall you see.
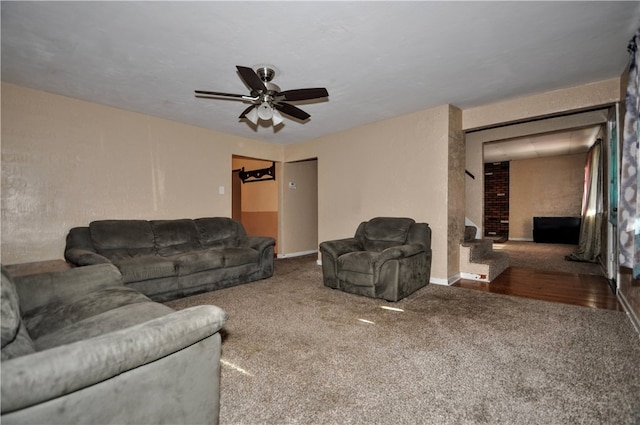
[279,160,318,256]
[447,106,465,279]
[1,83,282,264]
[462,78,620,131]
[509,153,586,240]
[285,105,454,283]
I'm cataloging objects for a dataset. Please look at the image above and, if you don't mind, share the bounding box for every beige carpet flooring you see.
[494,241,603,275]
[166,256,640,425]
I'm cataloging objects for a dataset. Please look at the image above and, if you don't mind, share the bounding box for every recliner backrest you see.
[407,222,431,251]
[355,217,416,252]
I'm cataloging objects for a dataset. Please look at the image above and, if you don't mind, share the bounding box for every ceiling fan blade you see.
[236,66,267,93]
[239,105,255,119]
[195,90,248,99]
[278,88,329,102]
[274,102,310,121]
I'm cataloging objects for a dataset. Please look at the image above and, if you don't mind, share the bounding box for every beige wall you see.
[447,106,465,277]
[463,78,620,131]
[279,159,318,256]
[1,82,282,264]
[509,153,586,240]
[286,104,460,283]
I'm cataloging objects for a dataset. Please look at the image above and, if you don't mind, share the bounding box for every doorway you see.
[232,156,279,254]
[466,107,618,279]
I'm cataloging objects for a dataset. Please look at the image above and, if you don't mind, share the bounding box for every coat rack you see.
[239,161,276,184]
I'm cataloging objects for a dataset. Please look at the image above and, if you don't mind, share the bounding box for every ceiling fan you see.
[195,66,329,126]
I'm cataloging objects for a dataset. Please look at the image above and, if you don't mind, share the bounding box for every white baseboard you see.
[618,290,640,337]
[431,274,459,286]
[459,272,490,283]
[277,250,318,259]
[508,237,534,242]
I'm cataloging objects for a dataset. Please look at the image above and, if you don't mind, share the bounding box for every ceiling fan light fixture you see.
[245,106,259,125]
[257,102,274,121]
[272,108,284,126]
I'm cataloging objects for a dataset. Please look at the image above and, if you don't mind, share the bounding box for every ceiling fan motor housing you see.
[256,67,275,83]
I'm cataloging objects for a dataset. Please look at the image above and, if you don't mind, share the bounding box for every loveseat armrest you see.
[64,247,111,266]
[13,264,123,315]
[319,238,363,259]
[245,235,276,252]
[1,305,228,414]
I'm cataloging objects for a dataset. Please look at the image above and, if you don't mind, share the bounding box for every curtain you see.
[619,29,640,279]
[567,139,603,263]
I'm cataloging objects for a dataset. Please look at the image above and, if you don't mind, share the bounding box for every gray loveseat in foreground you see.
[65,217,275,301]
[1,263,228,424]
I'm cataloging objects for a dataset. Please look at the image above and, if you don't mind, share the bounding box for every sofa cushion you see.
[338,251,378,275]
[24,286,153,340]
[1,268,36,360]
[151,219,201,256]
[171,250,225,276]
[90,220,156,259]
[112,257,176,283]
[195,218,245,248]
[223,247,260,267]
[34,301,174,351]
[337,252,377,288]
[359,217,414,252]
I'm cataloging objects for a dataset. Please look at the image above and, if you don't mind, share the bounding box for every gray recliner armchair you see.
[319,217,432,302]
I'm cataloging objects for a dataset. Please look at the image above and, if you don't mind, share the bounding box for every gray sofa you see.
[319,217,432,302]
[65,217,275,302]
[1,263,228,424]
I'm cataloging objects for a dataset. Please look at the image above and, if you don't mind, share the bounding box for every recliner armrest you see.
[1,305,227,414]
[375,244,425,264]
[319,238,363,259]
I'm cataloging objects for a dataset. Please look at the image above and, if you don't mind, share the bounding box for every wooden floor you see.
[454,267,623,311]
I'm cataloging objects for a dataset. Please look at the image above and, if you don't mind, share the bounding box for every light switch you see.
[219,186,225,195]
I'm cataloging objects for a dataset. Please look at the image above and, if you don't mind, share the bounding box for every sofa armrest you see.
[13,264,123,315]
[1,305,228,414]
[319,238,363,259]
[244,235,276,252]
[65,247,111,266]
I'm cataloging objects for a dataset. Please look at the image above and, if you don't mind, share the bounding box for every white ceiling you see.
[2,2,639,146]
[483,125,602,163]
